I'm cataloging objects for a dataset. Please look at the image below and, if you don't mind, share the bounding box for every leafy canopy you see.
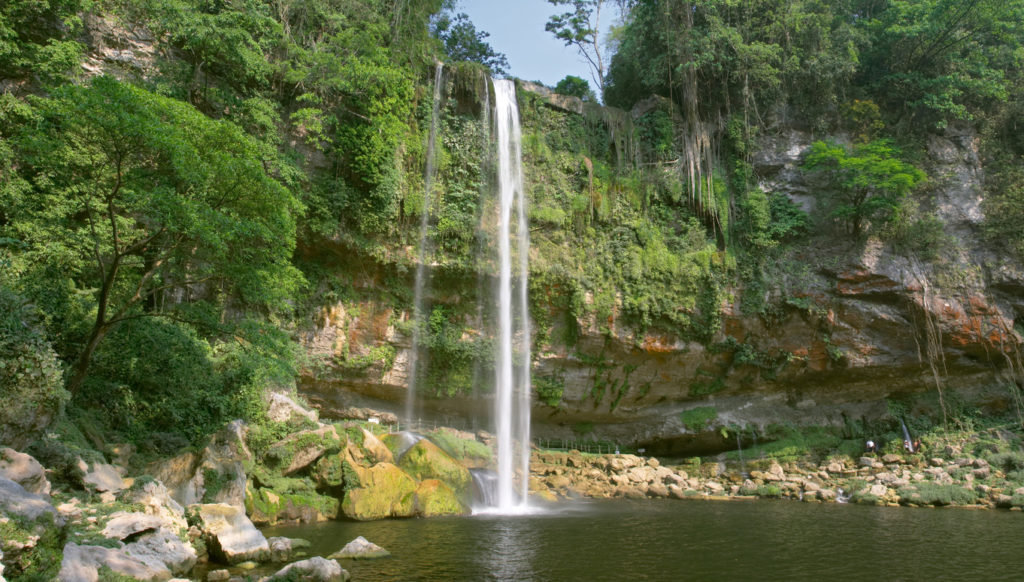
[5,76,303,390]
[803,139,926,236]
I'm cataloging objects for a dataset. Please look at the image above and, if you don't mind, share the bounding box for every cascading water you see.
[492,78,531,511]
[406,62,444,427]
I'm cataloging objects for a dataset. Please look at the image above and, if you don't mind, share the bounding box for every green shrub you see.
[0,286,68,448]
[680,406,718,431]
[897,483,977,506]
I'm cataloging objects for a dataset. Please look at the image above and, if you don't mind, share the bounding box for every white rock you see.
[0,477,61,523]
[0,448,51,496]
[82,462,124,493]
[267,392,319,424]
[196,503,269,564]
[328,536,391,560]
[266,557,348,582]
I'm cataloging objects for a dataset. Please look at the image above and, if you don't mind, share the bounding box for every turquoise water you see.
[261,498,1024,581]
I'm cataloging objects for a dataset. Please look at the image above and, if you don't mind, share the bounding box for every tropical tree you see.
[432,11,509,74]
[803,139,926,236]
[546,0,610,97]
[5,76,303,393]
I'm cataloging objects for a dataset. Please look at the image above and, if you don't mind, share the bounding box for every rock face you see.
[196,503,270,565]
[151,420,251,509]
[0,449,51,496]
[295,117,1024,457]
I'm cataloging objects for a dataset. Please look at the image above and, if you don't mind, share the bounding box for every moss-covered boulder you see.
[340,463,416,521]
[414,479,470,517]
[264,426,343,476]
[246,485,340,525]
[359,429,394,465]
[399,439,472,500]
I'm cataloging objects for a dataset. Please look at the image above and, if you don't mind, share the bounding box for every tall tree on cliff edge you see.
[545,0,613,99]
[5,77,303,394]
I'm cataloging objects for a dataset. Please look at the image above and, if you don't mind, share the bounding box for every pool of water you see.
[261,498,1024,581]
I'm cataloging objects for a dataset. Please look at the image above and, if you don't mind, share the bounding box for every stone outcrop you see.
[195,504,270,565]
[398,439,471,500]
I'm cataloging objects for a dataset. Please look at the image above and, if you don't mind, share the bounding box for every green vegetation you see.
[680,406,718,431]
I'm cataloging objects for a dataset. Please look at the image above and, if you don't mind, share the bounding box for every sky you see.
[455,0,604,90]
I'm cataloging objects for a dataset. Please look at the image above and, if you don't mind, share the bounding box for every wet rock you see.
[208,569,231,581]
[341,463,417,520]
[0,449,50,496]
[328,536,391,560]
[414,479,470,517]
[398,439,471,499]
[196,503,270,565]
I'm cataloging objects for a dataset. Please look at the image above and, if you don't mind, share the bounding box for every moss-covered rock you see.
[245,485,340,525]
[359,429,394,465]
[340,463,417,521]
[414,479,469,517]
[398,439,472,500]
[264,426,343,476]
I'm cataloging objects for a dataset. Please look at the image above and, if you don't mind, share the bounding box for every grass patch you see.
[679,406,717,431]
[897,483,977,506]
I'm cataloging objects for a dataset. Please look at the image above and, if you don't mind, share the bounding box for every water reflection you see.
[261,499,1024,582]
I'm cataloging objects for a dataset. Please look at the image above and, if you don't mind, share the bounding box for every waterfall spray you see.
[406,62,444,427]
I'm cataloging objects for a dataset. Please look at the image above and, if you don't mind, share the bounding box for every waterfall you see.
[492,78,531,510]
[406,62,444,427]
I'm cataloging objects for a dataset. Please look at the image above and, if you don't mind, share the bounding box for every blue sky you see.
[455,0,600,90]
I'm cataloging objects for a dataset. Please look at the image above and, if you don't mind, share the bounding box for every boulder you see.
[207,569,231,581]
[267,537,311,563]
[149,421,251,509]
[196,503,270,565]
[246,486,339,525]
[265,557,348,582]
[359,430,394,465]
[267,392,319,424]
[340,463,417,521]
[328,536,391,560]
[397,439,471,499]
[81,461,124,493]
[266,426,342,476]
[101,512,165,540]
[58,532,197,582]
[414,479,470,517]
[0,477,60,523]
[0,449,51,496]
[124,479,189,533]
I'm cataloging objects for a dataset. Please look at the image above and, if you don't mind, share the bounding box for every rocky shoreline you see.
[2,394,1022,581]
[530,443,1024,510]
